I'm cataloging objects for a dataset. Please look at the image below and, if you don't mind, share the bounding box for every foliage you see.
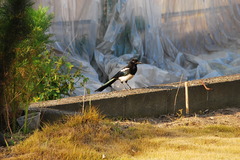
[15,7,88,102]
[31,51,88,102]
[0,2,88,132]
[0,0,34,132]
[0,0,33,55]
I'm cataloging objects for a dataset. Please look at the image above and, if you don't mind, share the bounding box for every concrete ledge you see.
[30,74,240,122]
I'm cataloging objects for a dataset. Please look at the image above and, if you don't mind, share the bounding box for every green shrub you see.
[16,7,89,102]
[0,3,88,132]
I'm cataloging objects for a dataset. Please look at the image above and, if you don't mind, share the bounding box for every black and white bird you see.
[95,58,141,92]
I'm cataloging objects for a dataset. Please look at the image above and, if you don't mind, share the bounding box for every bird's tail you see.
[95,78,117,92]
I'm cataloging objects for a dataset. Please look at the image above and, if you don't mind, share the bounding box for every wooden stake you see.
[185,82,189,115]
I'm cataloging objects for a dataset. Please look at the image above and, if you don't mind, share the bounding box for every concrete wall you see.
[30,74,240,122]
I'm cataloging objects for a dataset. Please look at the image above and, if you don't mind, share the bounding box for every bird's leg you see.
[120,82,128,90]
[125,81,132,90]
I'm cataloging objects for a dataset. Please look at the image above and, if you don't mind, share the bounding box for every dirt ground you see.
[130,107,240,128]
[0,107,239,159]
[1,108,240,148]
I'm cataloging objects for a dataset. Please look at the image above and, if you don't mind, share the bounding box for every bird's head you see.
[130,58,142,65]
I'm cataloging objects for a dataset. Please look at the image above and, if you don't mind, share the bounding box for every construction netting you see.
[35,0,240,95]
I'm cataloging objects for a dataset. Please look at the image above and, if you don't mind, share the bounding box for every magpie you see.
[95,58,141,92]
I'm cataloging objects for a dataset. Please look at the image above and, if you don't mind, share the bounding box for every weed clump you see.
[4,108,240,160]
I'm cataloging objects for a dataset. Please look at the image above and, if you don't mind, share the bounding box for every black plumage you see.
[95,58,141,92]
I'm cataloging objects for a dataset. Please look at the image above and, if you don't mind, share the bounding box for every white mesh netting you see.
[35,0,240,95]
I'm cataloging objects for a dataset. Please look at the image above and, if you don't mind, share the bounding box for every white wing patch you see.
[121,68,129,72]
[119,74,134,82]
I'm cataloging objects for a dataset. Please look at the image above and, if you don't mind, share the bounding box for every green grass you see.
[1,108,240,160]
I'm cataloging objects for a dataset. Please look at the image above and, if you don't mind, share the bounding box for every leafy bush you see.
[31,51,88,102]
[15,6,88,102]
[0,3,88,132]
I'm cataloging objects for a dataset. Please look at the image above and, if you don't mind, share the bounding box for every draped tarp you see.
[35,0,240,95]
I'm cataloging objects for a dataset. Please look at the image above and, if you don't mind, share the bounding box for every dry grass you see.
[1,107,240,160]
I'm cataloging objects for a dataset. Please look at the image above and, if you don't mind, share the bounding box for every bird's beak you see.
[137,62,142,64]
